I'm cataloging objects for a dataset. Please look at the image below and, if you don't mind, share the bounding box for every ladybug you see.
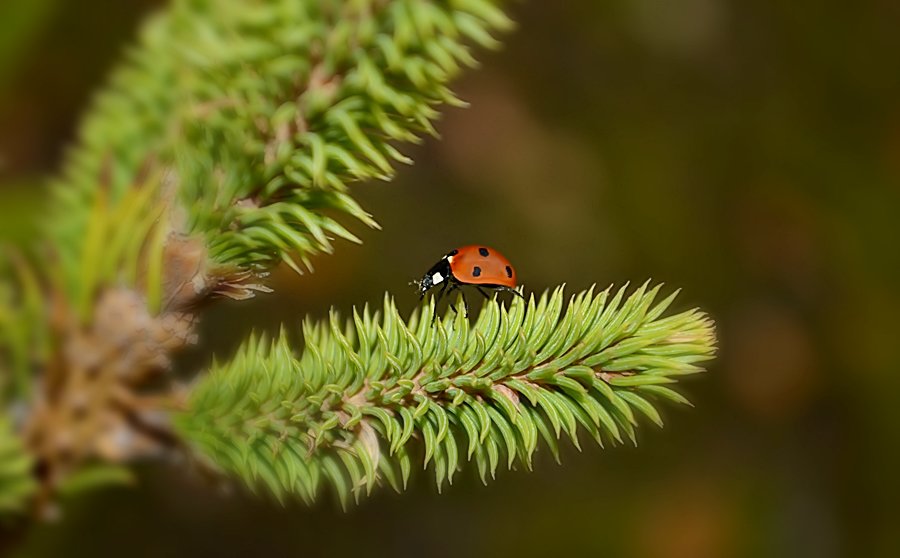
[415,245,524,321]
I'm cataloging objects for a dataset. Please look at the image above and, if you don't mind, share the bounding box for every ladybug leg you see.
[445,284,469,318]
[476,286,492,300]
[431,281,450,324]
[444,285,460,317]
[501,285,526,299]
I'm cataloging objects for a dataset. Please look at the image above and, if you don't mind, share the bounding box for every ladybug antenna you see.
[410,279,425,297]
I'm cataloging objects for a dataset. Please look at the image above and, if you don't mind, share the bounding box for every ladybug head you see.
[414,259,452,299]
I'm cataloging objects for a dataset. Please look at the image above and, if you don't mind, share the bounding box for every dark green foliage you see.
[50,0,511,273]
[177,283,716,507]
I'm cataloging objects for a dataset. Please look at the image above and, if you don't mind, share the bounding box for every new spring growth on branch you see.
[177,282,716,508]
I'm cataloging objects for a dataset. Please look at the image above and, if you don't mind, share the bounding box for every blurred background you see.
[2,0,898,557]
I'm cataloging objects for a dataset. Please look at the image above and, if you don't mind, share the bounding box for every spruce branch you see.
[0,417,36,515]
[0,0,722,527]
[0,174,200,515]
[177,283,716,507]
[50,0,513,274]
[0,251,50,402]
[3,0,513,516]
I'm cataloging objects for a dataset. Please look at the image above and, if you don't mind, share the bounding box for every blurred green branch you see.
[0,417,35,515]
[51,0,513,273]
[178,284,715,507]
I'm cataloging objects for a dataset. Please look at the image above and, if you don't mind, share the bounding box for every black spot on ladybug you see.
[505,266,512,278]
[472,266,482,277]
[478,247,490,257]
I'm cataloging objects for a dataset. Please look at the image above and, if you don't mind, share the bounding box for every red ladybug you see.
[415,245,524,321]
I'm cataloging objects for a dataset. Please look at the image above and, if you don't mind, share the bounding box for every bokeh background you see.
[2,1,899,557]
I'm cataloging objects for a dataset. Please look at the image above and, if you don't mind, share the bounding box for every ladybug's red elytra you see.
[415,245,524,322]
